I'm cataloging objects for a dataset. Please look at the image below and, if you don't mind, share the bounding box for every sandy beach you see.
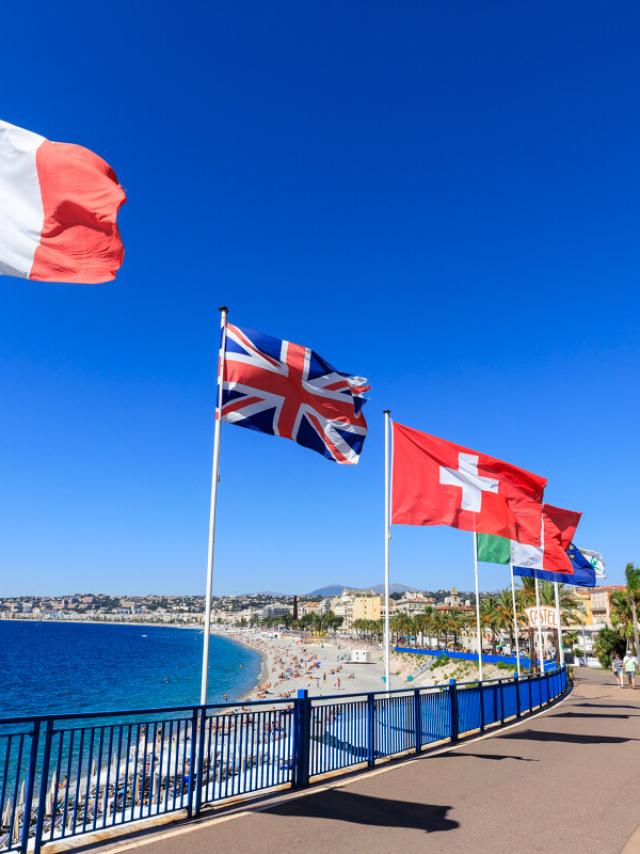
[215,628,517,702]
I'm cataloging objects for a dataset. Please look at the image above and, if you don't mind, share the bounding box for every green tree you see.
[624,563,640,654]
[480,594,500,654]
[445,608,469,649]
[390,613,414,644]
[494,588,519,652]
[594,626,626,669]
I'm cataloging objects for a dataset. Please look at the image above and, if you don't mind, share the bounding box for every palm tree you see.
[391,613,414,645]
[432,610,448,649]
[518,579,541,671]
[480,594,500,654]
[445,609,469,649]
[415,607,438,649]
[624,563,640,654]
[494,589,518,652]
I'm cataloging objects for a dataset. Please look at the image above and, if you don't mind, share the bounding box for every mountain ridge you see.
[308,583,417,596]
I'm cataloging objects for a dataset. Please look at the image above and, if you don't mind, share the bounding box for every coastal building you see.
[443,587,462,608]
[349,593,381,625]
[590,585,625,628]
[299,601,321,617]
[381,597,397,619]
[567,588,593,627]
[260,603,292,620]
[395,592,435,616]
[330,591,382,629]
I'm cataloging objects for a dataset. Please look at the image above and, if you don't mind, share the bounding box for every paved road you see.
[90,669,640,854]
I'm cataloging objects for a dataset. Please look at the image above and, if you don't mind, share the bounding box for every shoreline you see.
[2,619,520,705]
[210,628,269,701]
[0,616,201,630]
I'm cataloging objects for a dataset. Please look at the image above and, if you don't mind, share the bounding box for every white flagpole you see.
[473,534,483,682]
[510,565,521,678]
[383,409,392,691]
[554,582,564,667]
[534,576,544,674]
[200,306,229,706]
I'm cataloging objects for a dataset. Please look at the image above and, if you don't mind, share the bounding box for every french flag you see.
[511,504,581,574]
[0,120,126,284]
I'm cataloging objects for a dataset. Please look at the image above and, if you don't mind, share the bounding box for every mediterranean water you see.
[0,621,262,719]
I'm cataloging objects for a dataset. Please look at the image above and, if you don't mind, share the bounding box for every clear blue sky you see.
[1,2,638,596]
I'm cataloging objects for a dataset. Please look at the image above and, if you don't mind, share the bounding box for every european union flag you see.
[513,543,596,587]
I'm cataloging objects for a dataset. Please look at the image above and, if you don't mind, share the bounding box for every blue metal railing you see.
[0,667,568,853]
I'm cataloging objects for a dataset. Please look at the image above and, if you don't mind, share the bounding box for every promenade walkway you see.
[87,669,640,854]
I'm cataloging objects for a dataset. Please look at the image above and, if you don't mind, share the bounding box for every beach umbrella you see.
[12,800,20,844]
[2,796,13,828]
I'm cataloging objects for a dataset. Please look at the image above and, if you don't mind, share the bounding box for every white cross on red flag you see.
[391,422,547,546]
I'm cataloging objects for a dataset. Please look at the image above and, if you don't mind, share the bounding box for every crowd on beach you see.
[236,632,359,699]
[218,628,513,702]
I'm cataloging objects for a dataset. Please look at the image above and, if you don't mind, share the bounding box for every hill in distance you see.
[308,583,417,596]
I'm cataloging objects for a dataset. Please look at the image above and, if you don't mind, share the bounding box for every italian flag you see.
[477,532,511,564]
[0,120,126,283]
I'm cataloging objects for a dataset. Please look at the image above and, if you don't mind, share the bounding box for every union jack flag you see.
[220,322,369,464]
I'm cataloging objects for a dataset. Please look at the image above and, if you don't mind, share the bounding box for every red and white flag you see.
[391,421,547,545]
[511,504,581,574]
[0,120,126,283]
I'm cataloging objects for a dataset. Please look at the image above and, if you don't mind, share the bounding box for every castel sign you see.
[525,606,558,629]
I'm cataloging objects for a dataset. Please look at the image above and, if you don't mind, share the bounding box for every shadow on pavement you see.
[266,789,459,834]
[573,702,640,711]
[499,729,638,745]
[551,712,640,719]
[432,752,537,762]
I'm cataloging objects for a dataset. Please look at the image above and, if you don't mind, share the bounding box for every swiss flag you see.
[391,422,547,546]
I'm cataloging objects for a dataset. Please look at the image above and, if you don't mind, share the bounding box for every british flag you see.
[220,322,369,464]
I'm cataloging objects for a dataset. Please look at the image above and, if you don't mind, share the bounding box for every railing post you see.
[413,689,421,754]
[528,671,533,713]
[20,719,41,854]
[514,673,521,719]
[186,707,200,817]
[293,689,310,788]
[193,707,207,816]
[499,680,505,725]
[479,680,485,733]
[448,679,458,743]
[545,670,551,705]
[367,694,376,767]
[32,718,53,854]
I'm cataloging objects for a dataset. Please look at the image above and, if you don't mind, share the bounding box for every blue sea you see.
[0,621,262,719]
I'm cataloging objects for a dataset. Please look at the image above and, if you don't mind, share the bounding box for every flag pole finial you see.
[218,305,229,314]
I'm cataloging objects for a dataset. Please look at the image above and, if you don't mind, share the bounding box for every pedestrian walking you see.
[622,650,638,689]
[611,653,624,688]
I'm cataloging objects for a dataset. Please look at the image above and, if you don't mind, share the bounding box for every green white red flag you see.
[477,504,581,574]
